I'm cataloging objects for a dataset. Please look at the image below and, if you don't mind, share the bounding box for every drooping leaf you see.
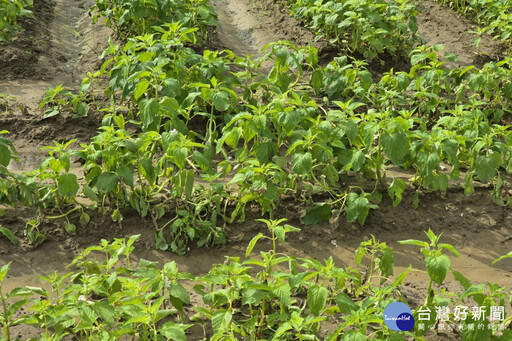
[323,164,339,186]
[345,192,371,225]
[474,154,500,182]
[388,178,406,207]
[336,293,358,314]
[83,184,99,202]
[0,226,18,245]
[246,233,264,257]
[0,144,12,167]
[302,203,331,226]
[310,69,323,94]
[95,172,119,193]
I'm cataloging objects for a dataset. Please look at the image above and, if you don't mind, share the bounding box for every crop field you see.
[1,0,512,339]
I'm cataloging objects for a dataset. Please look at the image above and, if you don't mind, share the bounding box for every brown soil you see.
[416,0,502,68]
[1,187,511,339]
[0,0,110,171]
[210,0,321,57]
[0,0,511,340]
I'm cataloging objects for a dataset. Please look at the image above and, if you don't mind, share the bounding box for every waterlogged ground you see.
[0,0,511,340]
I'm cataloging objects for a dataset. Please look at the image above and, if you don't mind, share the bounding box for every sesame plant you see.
[0,0,33,42]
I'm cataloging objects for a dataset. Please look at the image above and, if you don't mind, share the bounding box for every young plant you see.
[399,228,459,306]
[0,262,43,341]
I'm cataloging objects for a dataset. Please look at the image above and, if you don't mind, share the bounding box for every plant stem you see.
[0,286,10,341]
[425,278,433,306]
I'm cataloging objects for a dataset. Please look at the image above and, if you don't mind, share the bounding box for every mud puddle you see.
[0,0,109,175]
[0,0,110,110]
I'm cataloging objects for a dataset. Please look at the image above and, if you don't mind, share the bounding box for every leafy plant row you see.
[2,0,512,253]
[90,0,216,39]
[2,224,512,340]
[0,0,33,42]
[280,0,420,60]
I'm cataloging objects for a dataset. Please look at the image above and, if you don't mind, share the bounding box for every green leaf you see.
[193,150,213,173]
[169,284,190,305]
[464,171,475,196]
[336,292,358,314]
[358,70,373,90]
[0,226,18,245]
[425,255,450,285]
[310,69,323,94]
[184,170,194,199]
[292,152,312,175]
[58,174,79,198]
[468,73,485,92]
[139,98,159,131]
[171,148,187,171]
[256,141,275,164]
[64,223,76,234]
[398,239,429,248]
[461,319,491,341]
[388,178,405,207]
[492,251,512,264]
[302,203,331,226]
[438,243,459,257]
[474,154,500,182]
[92,301,115,327]
[341,330,366,341]
[345,192,370,225]
[212,91,230,111]
[342,120,358,145]
[134,79,150,100]
[378,248,394,279]
[272,283,291,306]
[412,191,419,208]
[419,152,440,175]
[140,157,156,184]
[242,289,269,305]
[411,52,428,66]
[211,309,232,332]
[0,262,10,283]
[0,144,12,167]
[452,270,471,290]
[117,165,134,188]
[381,132,408,165]
[323,164,339,186]
[224,128,241,149]
[83,185,99,202]
[154,229,169,251]
[246,233,264,257]
[162,78,181,98]
[160,322,187,341]
[95,172,118,193]
[308,285,328,316]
